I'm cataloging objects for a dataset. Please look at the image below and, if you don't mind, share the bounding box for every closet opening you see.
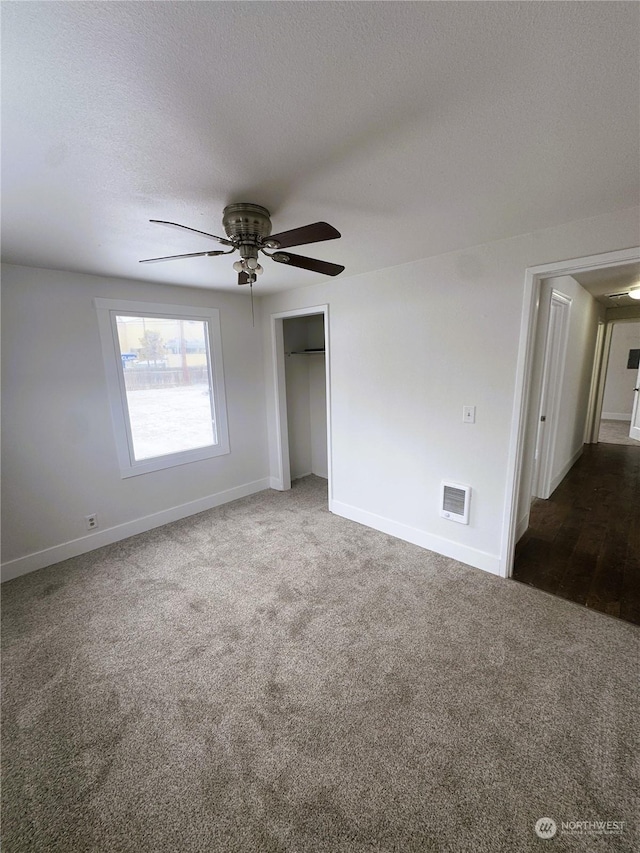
[270,305,331,505]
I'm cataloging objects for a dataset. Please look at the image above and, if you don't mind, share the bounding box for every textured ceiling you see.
[2,1,639,294]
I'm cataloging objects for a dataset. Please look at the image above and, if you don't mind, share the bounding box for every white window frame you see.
[95,298,230,478]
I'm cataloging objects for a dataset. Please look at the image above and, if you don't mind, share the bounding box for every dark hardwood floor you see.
[513,441,640,625]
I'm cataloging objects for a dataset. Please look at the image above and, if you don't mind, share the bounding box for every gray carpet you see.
[598,419,639,447]
[2,476,638,852]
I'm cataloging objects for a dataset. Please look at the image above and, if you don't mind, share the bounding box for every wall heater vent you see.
[440,482,471,524]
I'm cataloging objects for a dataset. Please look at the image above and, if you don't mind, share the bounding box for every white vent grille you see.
[440,482,471,524]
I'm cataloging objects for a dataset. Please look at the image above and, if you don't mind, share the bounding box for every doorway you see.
[504,250,640,622]
[513,441,640,622]
[596,320,640,446]
[270,305,332,502]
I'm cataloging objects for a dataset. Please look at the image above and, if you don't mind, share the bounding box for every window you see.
[96,299,229,477]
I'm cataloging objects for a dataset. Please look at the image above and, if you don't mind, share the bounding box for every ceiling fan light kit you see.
[140,202,344,287]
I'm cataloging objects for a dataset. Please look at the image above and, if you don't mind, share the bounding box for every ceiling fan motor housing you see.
[222,203,273,260]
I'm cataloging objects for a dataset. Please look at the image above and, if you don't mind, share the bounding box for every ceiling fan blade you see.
[150,220,233,245]
[270,251,344,276]
[265,222,340,249]
[237,271,252,285]
[139,250,228,264]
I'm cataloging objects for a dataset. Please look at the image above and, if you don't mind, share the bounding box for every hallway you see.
[513,441,640,625]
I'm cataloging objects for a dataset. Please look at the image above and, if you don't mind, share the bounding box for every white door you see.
[630,362,640,441]
[532,291,571,499]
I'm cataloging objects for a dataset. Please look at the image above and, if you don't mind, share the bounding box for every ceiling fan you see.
[140,203,345,286]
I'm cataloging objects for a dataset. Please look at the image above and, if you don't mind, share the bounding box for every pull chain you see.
[250,280,254,327]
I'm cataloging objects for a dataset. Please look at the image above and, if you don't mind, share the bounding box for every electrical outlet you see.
[85,513,98,531]
[463,405,476,424]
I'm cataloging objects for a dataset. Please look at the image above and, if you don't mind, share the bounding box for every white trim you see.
[500,246,640,579]
[94,298,221,318]
[584,321,606,443]
[270,316,291,491]
[324,308,334,506]
[95,298,230,477]
[1,478,271,582]
[331,499,501,576]
[601,412,633,421]
[592,321,615,441]
[533,290,572,500]
[499,266,541,577]
[548,445,583,496]
[269,305,332,503]
[630,362,640,441]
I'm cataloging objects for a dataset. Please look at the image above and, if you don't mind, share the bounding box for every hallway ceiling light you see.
[607,285,640,301]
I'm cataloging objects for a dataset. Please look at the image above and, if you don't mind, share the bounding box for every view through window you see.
[116,315,217,461]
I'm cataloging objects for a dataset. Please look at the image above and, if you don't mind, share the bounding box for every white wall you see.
[602,321,640,419]
[1,264,269,579]
[284,320,312,478]
[261,207,639,576]
[3,208,638,581]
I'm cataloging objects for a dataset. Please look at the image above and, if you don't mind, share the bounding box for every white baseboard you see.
[548,445,583,496]
[601,412,632,421]
[1,478,271,582]
[329,499,501,576]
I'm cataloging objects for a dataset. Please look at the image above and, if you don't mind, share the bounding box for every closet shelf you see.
[286,349,325,356]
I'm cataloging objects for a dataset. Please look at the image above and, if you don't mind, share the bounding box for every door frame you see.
[583,319,607,444]
[630,361,640,441]
[585,316,640,443]
[270,304,332,502]
[500,246,640,578]
[532,290,572,500]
